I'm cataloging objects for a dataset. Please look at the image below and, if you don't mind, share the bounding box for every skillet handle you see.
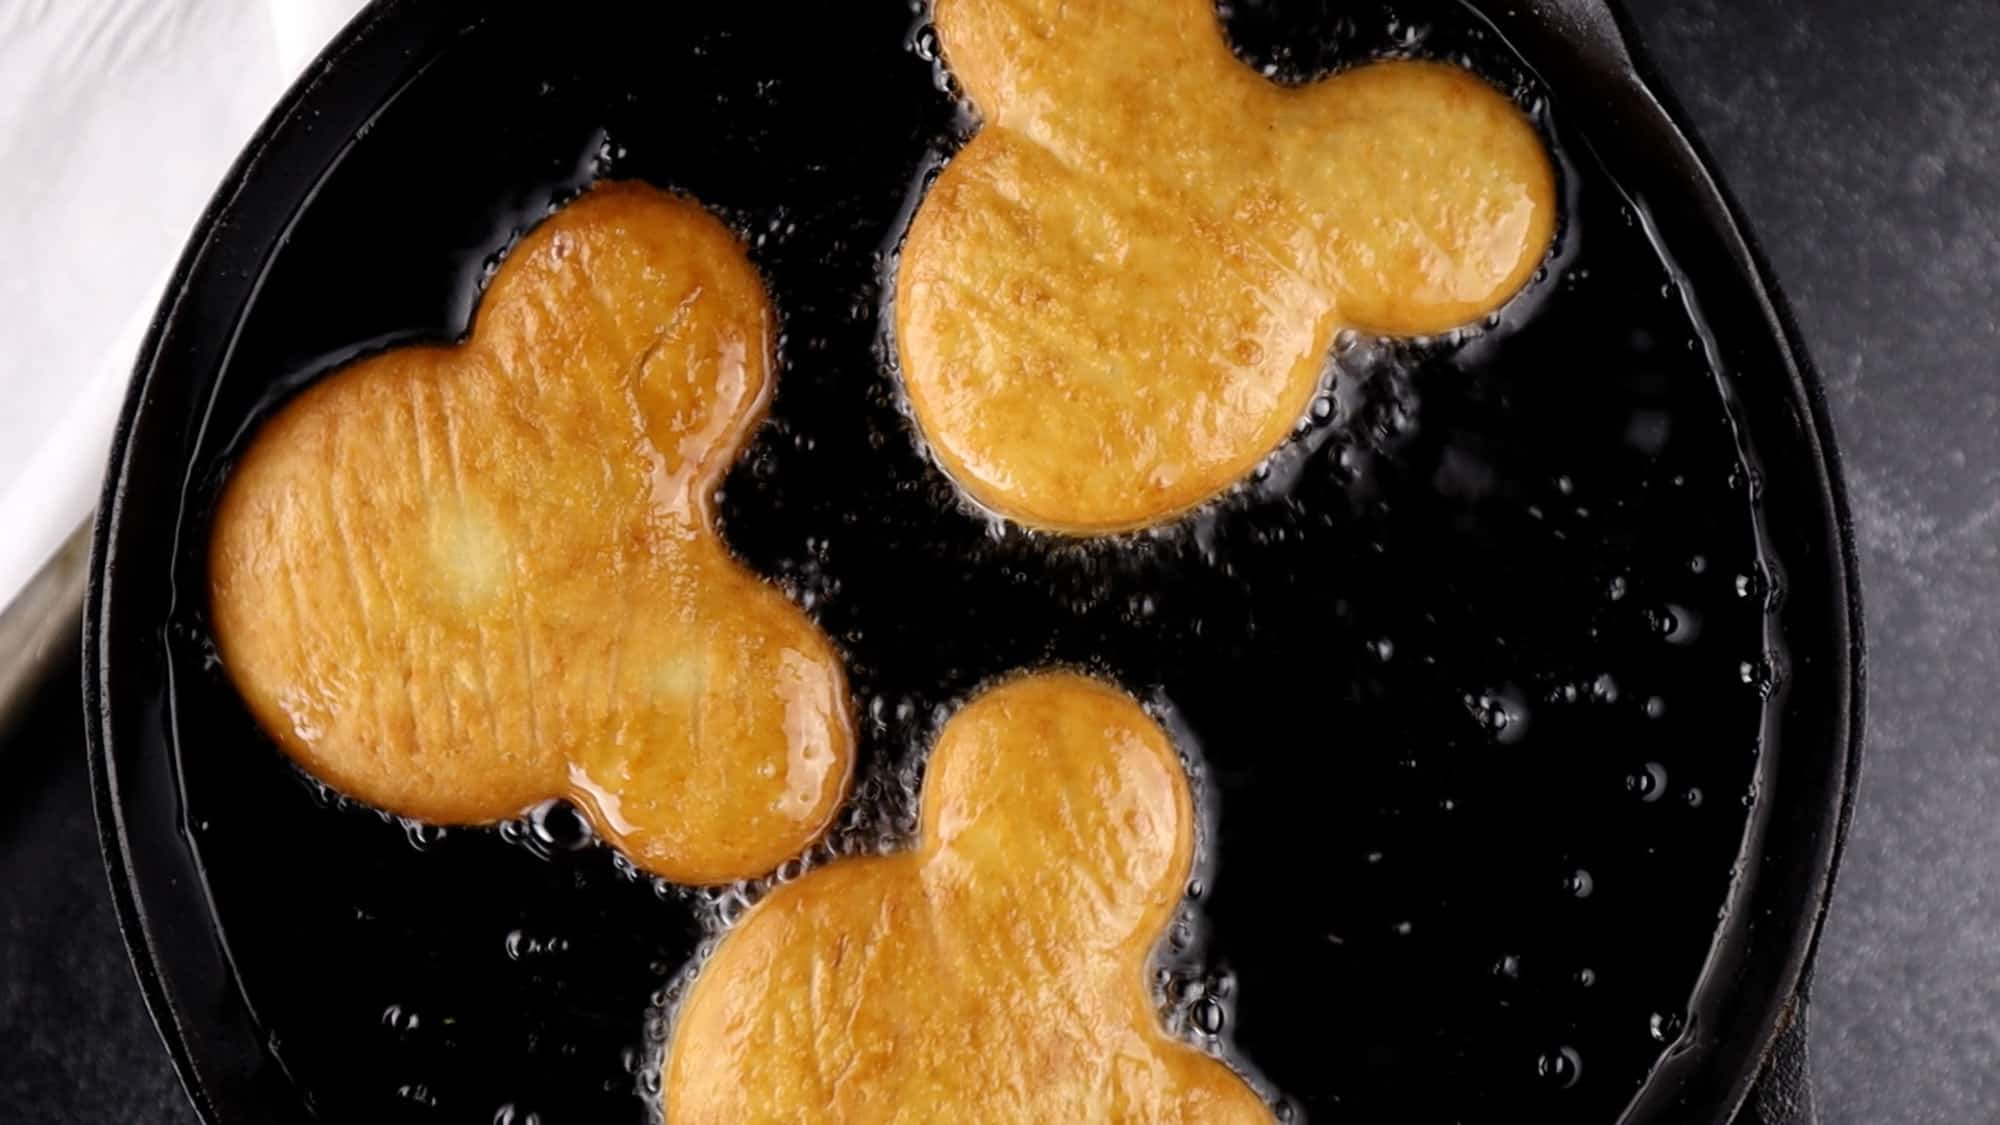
[0,521,89,738]
[1507,0,1641,76]
[1736,981,1818,1125]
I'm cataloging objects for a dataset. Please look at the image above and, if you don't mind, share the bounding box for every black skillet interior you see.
[87,1,1860,1123]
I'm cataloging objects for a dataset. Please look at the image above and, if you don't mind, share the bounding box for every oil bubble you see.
[1535,1046,1582,1089]
[382,1004,420,1032]
[504,930,570,961]
[1466,691,1530,744]
[1193,997,1226,1035]
[1661,603,1701,645]
[402,819,447,851]
[1738,656,1779,697]
[1625,762,1667,802]
[527,800,595,853]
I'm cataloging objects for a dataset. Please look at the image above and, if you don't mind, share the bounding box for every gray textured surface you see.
[2,1,1996,1121]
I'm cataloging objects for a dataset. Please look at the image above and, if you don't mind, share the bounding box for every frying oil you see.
[165,2,1781,1122]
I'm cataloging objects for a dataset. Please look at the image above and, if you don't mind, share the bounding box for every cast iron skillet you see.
[87,1,1862,1122]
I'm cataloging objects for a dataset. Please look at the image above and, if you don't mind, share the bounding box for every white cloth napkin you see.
[0,0,366,609]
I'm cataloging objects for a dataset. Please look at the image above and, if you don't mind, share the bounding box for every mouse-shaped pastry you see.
[897,0,1558,533]
[209,183,854,885]
[666,672,1269,1123]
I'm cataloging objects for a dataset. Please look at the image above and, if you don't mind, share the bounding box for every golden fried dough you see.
[209,183,853,885]
[897,0,1559,533]
[666,673,1269,1123]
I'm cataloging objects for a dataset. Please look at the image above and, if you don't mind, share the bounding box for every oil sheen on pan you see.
[157,3,1779,1122]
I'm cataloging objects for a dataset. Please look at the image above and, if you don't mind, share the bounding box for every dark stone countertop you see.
[3,1,1994,1121]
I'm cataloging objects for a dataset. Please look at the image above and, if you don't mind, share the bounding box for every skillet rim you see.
[1492,3,1864,1122]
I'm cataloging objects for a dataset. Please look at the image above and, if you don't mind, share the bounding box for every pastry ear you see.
[475,185,774,502]
[921,675,1194,946]
[1289,65,1558,337]
[932,0,1228,124]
